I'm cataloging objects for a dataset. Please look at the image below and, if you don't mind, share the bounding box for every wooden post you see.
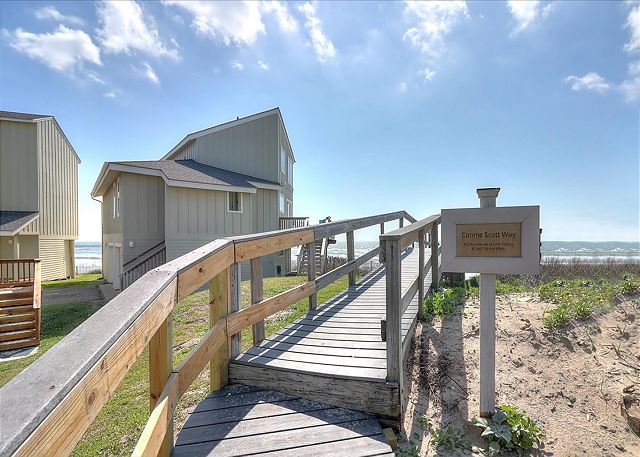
[380,222,384,234]
[346,231,355,287]
[209,268,229,392]
[418,229,425,320]
[430,223,439,290]
[384,238,402,410]
[478,187,500,417]
[229,263,241,357]
[250,258,265,344]
[307,241,317,310]
[379,223,385,262]
[149,315,173,456]
[399,218,404,229]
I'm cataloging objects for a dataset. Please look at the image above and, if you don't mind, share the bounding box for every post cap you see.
[476,188,501,198]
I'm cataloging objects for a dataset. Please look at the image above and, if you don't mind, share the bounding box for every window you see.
[287,158,293,186]
[286,200,292,216]
[280,148,286,173]
[279,193,285,215]
[228,192,242,212]
[112,178,120,220]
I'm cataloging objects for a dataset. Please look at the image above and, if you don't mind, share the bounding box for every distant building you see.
[0,111,80,280]
[91,108,298,289]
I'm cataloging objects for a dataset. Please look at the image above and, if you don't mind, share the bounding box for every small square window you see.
[228,192,242,212]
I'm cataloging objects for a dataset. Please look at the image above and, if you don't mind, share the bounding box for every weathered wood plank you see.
[235,229,314,262]
[229,263,241,357]
[307,241,317,310]
[243,347,387,369]
[175,241,234,300]
[347,231,356,286]
[250,258,265,344]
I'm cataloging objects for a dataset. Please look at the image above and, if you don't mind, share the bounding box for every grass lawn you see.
[43,273,103,290]
[0,274,356,455]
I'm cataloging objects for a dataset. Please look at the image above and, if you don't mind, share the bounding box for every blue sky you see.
[1,1,638,242]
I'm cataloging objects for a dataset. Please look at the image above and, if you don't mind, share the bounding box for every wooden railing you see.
[379,214,441,414]
[278,216,309,230]
[0,259,39,287]
[0,259,42,351]
[0,210,414,457]
[121,242,167,289]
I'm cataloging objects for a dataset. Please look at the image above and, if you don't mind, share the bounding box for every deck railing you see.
[121,242,167,289]
[0,259,39,287]
[380,214,441,413]
[278,216,309,230]
[0,210,420,457]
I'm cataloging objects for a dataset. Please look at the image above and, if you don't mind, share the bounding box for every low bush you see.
[423,287,467,320]
[473,405,544,455]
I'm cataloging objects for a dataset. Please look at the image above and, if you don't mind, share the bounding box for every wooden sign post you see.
[440,188,540,418]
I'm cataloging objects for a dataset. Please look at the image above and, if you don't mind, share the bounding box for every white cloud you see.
[3,25,101,72]
[298,2,335,62]
[140,62,160,85]
[164,1,265,45]
[403,1,469,60]
[262,1,298,33]
[420,68,436,81]
[624,5,640,53]
[564,73,610,93]
[104,90,117,98]
[34,5,84,26]
[507,1,552,33]
[97,1,179,60]
[257,60,269,71]
[87,71,106,84]
[620,61,640,103]
[231,61,244,70]
[399,82,408,92]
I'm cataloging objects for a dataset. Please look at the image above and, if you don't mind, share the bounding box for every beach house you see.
[0,111,80,280]
[91,108,300,289]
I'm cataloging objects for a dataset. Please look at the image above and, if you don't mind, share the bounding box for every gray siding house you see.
[0,111,80,280]
[91,108,297,289]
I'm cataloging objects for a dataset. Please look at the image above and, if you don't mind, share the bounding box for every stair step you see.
[0,320,36,332]
[0,286,34,299]
[0,298,33,308]
[0,305,35,315]
[0,337,39,351]
[0,312,36,324]
[0,328,36,342]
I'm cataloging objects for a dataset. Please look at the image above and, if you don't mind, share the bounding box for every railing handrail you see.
[122,241,166,270]
[0,210,412,457]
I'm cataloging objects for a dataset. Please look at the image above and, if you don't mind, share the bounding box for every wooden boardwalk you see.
[172,384,394,456]
[227,246,428,418]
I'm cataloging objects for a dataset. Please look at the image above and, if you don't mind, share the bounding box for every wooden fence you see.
[0,211,438,457]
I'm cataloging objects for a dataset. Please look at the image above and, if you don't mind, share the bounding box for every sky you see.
[1,0,639,242]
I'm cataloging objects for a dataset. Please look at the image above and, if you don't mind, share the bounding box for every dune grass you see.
[43,273,103,289]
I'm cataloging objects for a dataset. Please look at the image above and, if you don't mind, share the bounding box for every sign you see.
[456,223,521,257]
[440,205,540,274]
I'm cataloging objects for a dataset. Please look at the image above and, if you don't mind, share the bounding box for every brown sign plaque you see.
[456,223,522,257]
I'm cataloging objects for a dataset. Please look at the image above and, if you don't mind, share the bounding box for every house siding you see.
[0,120,38,213]
[191,113,279,182]
[39,237,73,280]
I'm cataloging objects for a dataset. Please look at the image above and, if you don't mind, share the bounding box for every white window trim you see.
[287,158,293,186]
[227,191,243,213]
[112,178,120,220]
[280,148,286,174]
[279,192,285,216]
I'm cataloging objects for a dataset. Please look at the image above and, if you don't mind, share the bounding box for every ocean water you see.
[74,240,640,271]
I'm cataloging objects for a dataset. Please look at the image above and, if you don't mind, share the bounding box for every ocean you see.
[75,240,640,272]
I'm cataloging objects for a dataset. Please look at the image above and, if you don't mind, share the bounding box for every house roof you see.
[0,111,52,122]
[91,159,281,197]
[0,211,39,236]
[161,107,295,162]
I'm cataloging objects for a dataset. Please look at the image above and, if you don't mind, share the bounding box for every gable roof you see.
[91,159,281,197]
[0,111,51,122]
[161,107,295,161]
[0,211,39,236]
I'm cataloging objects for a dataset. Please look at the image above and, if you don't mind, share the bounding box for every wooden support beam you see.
[250,258,265,345]
[418,229,425,320]
[209,268,229,392]
[384,238,402,414]
[229,263,241,358]
[399,218,404,229]
[346,231,355,287]
[430,223,439,290]
[149,315,173,457]
[307,242,317,310]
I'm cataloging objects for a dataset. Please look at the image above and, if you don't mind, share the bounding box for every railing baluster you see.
[384,237,402,411]
[418,228,425,320]
[209,268,230,392]
[307,241,317,310]
[346,231,355,286]
[149,316,173,457]
[229,263,241,357]
[430,223,439,290]
[250,258,265,344]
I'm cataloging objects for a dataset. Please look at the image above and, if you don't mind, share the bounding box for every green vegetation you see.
[472,405,544,456]
[0,274,354,455]
[43,273,103,289]
[430,424,471,452]
[423,287,468,320]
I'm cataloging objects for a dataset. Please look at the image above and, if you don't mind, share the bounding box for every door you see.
[111,246,122,290]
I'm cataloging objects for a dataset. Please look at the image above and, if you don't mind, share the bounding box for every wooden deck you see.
[172,384,394,457]
[228,245,428,419]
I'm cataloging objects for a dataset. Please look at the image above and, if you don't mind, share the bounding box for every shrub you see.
[473,405,544,455]
[423,287,467,320]
[431,424,471,452]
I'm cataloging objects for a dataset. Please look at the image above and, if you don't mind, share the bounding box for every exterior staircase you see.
[120,241,166,290]
[296,239,324,276]
[0,259,42,351]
